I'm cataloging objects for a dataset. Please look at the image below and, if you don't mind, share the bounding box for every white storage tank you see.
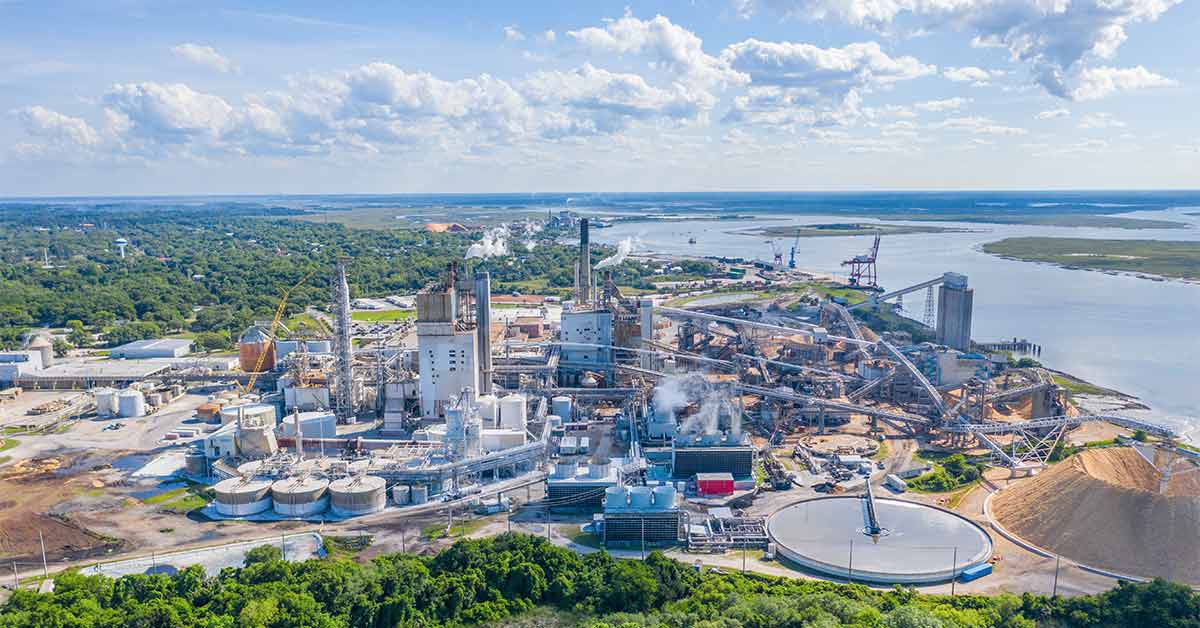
[391,485,411,506]
[629,486,653,510]
[328,475,387,517]
[605,485,628,510]
[588,459,611,479]
[554,460,579,479]
[220,403,278,427]
[551,396,573,421]
[653,485,677,510]
[271,477,329,517]
[213,477,273,516]
[477,394,499,427]
[184,450,208,477]
[93,388,119,417]
[410,485,429,505]
[499,394,527,431]
[236,460,268,478]
[116,389,146,418]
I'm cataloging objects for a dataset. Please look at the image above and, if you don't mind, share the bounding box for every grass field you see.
[1051,374,1112,397]
[423,518,488,540]
[0,438,18,453]
[142,484,214,514]
[351,310,415,323]
[983,237,1200,281]
[284,313,330,334]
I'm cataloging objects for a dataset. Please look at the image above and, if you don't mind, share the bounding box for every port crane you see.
[767,240,784,267]
[840,232,880,289]
[788,233,800,269]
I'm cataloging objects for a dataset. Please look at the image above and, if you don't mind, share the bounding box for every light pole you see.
[951,547,958,596]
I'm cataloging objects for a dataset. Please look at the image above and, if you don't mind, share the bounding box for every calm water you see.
[592,209,1200,440]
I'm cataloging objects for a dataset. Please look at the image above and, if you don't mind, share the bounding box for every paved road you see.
[79,532,324,578]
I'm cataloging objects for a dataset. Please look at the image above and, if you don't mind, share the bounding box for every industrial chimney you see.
[577,218,591,306]
[474,270,493,394]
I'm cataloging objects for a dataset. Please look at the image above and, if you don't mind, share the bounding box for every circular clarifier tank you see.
[767,496,993,584]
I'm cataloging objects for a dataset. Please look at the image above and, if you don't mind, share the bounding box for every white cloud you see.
[735,0,1182,99]
[541,30,557,43]
[568,13,745,88]
[102,82,233,143]
[14,106,101,147]
[1078,112,1126,129]
[943,66,992,85]
[503,25,525,42]
[914,97,971,112]
[171,43,237,74]
[523,63,704,133]
[1036,108,1071,120]
[933,116,1027,135]
[1068,66,1176,101]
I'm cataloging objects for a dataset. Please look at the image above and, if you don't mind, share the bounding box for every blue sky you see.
[1,0,1196,195]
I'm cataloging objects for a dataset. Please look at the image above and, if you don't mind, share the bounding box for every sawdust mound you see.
[992,447,1200,584]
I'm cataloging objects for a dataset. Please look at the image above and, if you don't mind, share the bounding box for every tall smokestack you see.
[333,257,356,424]
[474,270,493,394]
[578,218,591,306]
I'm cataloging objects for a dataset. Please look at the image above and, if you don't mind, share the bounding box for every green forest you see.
[1,534,1197,628]
[0,206,715,349]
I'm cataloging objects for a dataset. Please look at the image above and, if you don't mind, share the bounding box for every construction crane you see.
[788,233,800,269]
[840,232,881,289]
[242,268,318,394]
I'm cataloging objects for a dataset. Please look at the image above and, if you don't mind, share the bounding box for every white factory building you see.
[109,338,193,359]
[416,271,481,420]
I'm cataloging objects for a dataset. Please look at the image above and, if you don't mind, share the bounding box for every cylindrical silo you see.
[605,485,627,510]
[551,396,573,421]
[271,477,329,517]
[213,477,273,516]
[116,389,146,418]
[629,486,653,510]
[239,326,276,373]
[93,388,119,417]
[499,394,526,431]
[652,485,676,510]
[410,485,429,505]
[588,458,611,479]
[391,485,411,506]
[185,450,208,477]
[554,460,579,479]
[219,403,277,427]
[328,475,387,517]
[236,459,268,478]
[477,394,499,427]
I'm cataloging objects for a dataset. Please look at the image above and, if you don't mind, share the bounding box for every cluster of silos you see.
[604,484,677,511]
[270,476,330,517]
[329,475,387,516]
[213,476,274,516]
[95,388,146,418]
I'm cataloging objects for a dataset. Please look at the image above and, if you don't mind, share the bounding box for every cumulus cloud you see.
[523,64,704,133]
[1068,65,1176,101]
[568,13,746,89]
[102,82,233,143]
[914,97,971,112]
[735,0,1182,99]
[540,30,557,43]
[1078,112,1126,129]
[14,106,101,147]
[943,66,993,85]
[503,25,525,42]
[171,43,237,73]
[719,40,933,128]
[1036,108,1071,119]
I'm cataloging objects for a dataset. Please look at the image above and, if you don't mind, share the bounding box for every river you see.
[590,208,1200,441]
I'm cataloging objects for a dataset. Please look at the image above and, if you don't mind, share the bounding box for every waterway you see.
[591,208,1200,441]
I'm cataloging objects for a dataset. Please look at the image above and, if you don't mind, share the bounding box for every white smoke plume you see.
[466,227,509,259]
[595,236,639,269]
[652,375,741,439]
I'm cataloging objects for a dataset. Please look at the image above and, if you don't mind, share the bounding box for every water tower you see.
[115,237,129,259]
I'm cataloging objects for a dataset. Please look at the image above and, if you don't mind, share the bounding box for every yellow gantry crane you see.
[242,268,318,394]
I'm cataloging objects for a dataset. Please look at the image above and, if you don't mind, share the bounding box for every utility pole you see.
[847,539,854,584]
[11,561,18,590]
[640,518,645,561]
[1052,555,1061,597]
[400,528,405,553]
[38,531,48,578]
[951,547,958,596]
[742,544,747,573]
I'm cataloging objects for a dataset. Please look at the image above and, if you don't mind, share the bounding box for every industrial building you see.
[598,484,684,546]
[109,338,193,359]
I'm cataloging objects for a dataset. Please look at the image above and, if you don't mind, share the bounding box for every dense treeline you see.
[2,534,1198,627]
[0,206,712,349]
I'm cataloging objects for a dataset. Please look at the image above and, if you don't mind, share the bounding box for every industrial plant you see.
[2,213,1195,589]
